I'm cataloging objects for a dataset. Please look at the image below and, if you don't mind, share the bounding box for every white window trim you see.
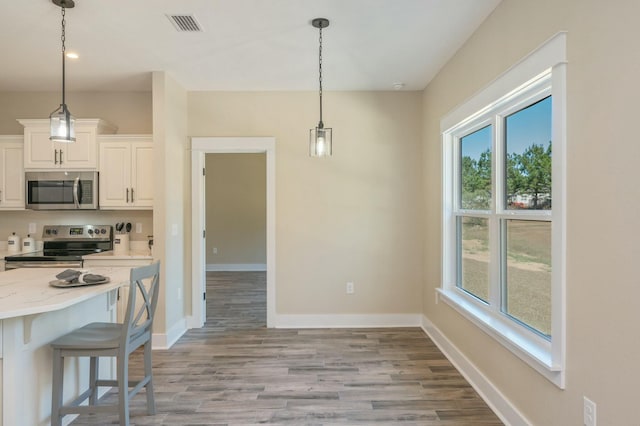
[440,32,567,388]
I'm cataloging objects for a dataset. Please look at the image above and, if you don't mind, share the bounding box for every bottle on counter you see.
[22,234,35,253]
[7,232,21,253]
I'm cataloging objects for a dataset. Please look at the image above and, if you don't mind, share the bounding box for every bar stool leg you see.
[144,340,156,414]
[51,348,64,426]
[89,356,99,405]
[118,352,130,426]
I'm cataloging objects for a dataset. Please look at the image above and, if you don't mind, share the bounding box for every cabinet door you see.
[99,143,131,207]
[0,142,25,209]
[131,143,154,208]
[24,129,57,169]
[21,120,102,170]
[60,129,96,168]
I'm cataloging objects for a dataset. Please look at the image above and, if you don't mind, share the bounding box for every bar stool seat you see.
[50,262,160,426]
[52,322,123,349]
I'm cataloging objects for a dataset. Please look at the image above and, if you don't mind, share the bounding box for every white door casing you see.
[190,137,276,328]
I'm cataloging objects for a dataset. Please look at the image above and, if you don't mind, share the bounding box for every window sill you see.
[437,288,565,388]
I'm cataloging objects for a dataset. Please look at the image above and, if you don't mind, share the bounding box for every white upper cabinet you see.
[98,135,153,209]
[0,136,25,210]
[18,119,117,170]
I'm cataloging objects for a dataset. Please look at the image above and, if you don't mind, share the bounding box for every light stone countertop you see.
[1,249,40,259]
[83,250,153,260]
[0,266,131,320]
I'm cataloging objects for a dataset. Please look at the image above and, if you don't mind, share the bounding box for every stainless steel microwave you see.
[25,171,99,210]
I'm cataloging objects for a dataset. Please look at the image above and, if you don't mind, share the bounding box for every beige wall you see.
[189,91,423,315]
[422,0,640,424]
[152,72,188,335]
[205,153,266,266]
[0,210,152,244]
[0,92,152,134]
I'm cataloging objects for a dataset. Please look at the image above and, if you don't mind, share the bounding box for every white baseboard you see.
[206,263,267,271]
[152,318,188,350]
[421,315,531,426]
[274,313,421,328]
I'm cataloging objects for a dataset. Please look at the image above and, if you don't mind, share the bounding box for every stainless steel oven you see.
[4,225,112,270]
[25,171,99,210]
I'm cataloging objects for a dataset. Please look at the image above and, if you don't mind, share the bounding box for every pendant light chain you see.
[318,23,324,127]
[60,5,67,106]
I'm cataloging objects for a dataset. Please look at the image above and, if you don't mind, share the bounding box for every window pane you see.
[505,96,552,210]
[460,125,492,210]
[503,220,551,337]
[458,216,489,302]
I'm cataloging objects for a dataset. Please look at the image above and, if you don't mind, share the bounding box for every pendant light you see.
[50,0,76,143]
[309,18,332,157]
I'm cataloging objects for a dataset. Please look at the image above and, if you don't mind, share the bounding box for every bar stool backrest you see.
[122,262,160,349]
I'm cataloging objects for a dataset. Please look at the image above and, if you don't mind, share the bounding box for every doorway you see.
[190,137,276,328]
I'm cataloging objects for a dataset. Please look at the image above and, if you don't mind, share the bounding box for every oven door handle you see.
[73,176,80,209]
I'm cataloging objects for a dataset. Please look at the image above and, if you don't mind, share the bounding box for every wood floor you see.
[71,271,503,425]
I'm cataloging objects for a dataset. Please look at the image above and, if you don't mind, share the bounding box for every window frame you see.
[439,33,567,388]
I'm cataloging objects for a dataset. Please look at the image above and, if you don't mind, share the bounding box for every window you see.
[440,33,566,388]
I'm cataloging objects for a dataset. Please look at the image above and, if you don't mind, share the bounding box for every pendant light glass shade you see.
[310,125,332,157]
[50,0,75,143]
[50,104,76,143]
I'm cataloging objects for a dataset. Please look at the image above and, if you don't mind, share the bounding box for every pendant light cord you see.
[60,5,67,107]
[318,23,324,128]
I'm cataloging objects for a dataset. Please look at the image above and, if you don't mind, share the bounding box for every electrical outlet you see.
[177,287,182,301]
[213,247,218,254]
[584,396,596,426]
[135,223,142,233]
[346,282,354,294]
[28,223,36,234]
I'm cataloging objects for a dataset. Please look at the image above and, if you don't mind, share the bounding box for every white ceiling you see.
[0,0,501,92]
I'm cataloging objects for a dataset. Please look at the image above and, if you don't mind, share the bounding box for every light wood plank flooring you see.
[71,271,503,425]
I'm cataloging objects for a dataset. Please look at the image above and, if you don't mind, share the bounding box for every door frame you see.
[190,137,276,328]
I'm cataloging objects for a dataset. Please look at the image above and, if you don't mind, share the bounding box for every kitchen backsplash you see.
[0,210,153,243]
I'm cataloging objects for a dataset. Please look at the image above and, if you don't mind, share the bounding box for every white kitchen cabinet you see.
[83,257,153,322]
[0,136,25,210]
[18,119,116,170]
[98,135,153,209]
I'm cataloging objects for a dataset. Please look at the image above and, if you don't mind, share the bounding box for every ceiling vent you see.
[166,14,203,32]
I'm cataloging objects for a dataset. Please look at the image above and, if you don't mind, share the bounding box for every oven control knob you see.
[45,229,51,235]
[100,228,107,234]
[51,229,58,235]
[88,229,94,235]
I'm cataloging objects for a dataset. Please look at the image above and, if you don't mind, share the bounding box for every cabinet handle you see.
[0,190,2,202]
[54,149,58,164]
[126,188,129,203]
[131,188,134,203]
[60,150,63,164]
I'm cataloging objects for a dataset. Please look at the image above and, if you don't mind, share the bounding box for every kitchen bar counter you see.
[0,266,130,319]
[0,266,132,426]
